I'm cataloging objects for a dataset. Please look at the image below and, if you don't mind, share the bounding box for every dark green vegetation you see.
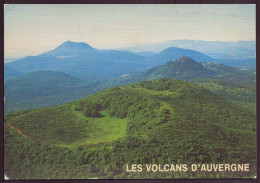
[191,78,256,113]
[200,62,256,80]
[192,62,256,113]
[4,79,256,179]
[4,70,100,115]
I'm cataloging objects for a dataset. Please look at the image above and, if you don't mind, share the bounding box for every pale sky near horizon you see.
[4,4,255,58]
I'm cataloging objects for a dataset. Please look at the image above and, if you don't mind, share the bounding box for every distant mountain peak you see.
[164,46,182,50]
[144,46,216,67]
[41,41,94,57]
[65,40,72,43]
[56,40,93,50]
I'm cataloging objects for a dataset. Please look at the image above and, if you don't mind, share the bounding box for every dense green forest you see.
[4,79,256,179]
[191,78,256,113]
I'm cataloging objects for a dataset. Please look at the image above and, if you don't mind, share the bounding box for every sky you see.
[4,4,256,58]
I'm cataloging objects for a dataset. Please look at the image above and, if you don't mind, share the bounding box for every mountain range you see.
[5,40,218,81]
[5,41,146,81]
[4,56,256,115]
[125,40,256,70]
[125,39,256,59]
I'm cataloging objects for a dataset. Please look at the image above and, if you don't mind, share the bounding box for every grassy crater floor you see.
[7,105,127,147]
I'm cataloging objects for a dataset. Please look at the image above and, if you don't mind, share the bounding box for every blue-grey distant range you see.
[6,40,223,81]
[124,39,256,69]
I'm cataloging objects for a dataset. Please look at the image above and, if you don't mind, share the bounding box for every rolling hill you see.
[4,70,99,114]
[4,65,23,81]
[4,79,256,179]
[143,47,215,67]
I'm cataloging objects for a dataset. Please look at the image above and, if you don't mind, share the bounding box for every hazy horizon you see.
[4,39,256,60]
[5,4,255,58]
